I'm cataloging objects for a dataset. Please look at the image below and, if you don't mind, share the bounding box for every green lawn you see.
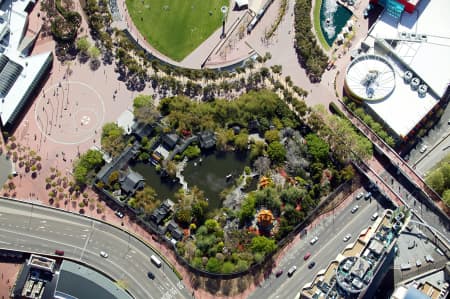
[126,0,228,61]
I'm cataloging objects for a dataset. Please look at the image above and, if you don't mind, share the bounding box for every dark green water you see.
[320,0,352,46]
[131,161,182,202]
[131,151,250,210]
[183,151,251,210]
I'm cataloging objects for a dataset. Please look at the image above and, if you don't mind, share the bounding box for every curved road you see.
[0,198,190,299]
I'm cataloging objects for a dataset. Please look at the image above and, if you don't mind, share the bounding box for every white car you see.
[287,266,297,277]
[343,234,352,242]
[100,251,108,258]
[419,145,428,153]
[355,192,364,200]
[310,236,319,245]
[351,205,359,213]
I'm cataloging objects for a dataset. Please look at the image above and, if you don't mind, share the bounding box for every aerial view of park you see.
[126,0,228,61]
[1,0,450,298]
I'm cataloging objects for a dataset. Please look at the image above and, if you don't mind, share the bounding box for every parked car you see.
[287,266,297,277]
[351,205,359,213]
[355,192,364,200]
[54,250,64,256]
[147,271,155,279]
[343,234,352,242]
[100,251,108,258]
[304,252,312,260]
[364,192,372,200]
[310,236,319,245]
[275,269,283,277]
[115,211,124,218]
[308,262,316,269]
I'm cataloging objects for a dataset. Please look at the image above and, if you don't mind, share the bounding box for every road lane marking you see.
[268,202,376,299]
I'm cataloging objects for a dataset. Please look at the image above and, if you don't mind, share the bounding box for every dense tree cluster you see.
[426,153,450,206]
[100,123,127,157]
[129,186,160,214]
[133,95,160,125]
[51,0,81,43]
[310,106,373,163]
[73,149,103,185]
[294,0,329,81]
[159,90,299,134]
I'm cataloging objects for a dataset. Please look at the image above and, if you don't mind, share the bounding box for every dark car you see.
[275,270,283,277]
[308,262,316,269]
[147,271,155,280]
[54,250,64,256]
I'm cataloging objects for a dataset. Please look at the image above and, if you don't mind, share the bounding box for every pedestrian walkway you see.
[337,99,447,213]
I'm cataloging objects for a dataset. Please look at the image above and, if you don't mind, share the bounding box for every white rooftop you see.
[368,0,450,98]
[363,51,438,138]
[116,109,136,134]
[358,0,450,138]
[0,0,52,127]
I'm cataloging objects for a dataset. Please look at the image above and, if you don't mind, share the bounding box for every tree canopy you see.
[133,94,160,125]
[101,122,126,157]
[73,149,103,185]
[426,153,450,206]
[305,133,329,163]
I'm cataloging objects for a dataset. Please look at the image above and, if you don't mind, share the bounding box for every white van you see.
[371,212,379,221]
[150,254,162,268]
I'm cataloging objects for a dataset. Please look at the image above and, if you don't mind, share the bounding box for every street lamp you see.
[220,6,228,39]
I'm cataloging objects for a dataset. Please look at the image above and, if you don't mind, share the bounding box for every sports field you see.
[126,0,229,61]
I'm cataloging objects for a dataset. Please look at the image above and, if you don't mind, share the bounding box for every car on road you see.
[303,252,311,260]
[416,259,422,267]
[287,266,297,277]
[275,269,283,277]
[364,192,372,200]
[310,236,319,245]
[355,192,364,200]
[115,210,124,218]
[147,271,155,279]
[419,145,428,153]
[54,250,64,256]
[371,212,379,221]
[308,262,316,269]
[100,251,108,258]
[351,205,359,213]
[343,234,352,242]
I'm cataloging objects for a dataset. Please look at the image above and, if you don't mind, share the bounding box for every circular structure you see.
[336,256,371,294]
[345,54,396,101]
[34,81,105,145]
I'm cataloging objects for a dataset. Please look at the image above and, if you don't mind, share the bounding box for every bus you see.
[150,255,162,268]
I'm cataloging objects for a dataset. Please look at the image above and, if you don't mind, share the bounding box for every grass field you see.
[126,0,229,61]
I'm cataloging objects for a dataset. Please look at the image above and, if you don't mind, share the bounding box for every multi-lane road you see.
[249,190,383,299]
[0,198,190,299]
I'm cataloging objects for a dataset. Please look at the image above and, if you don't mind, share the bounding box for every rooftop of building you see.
[301,208,410,298]
[0,0,52,127]
[357,0,450,138]
[392,265,450,299]
[13,254,59,299]
[55,260,132,299]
